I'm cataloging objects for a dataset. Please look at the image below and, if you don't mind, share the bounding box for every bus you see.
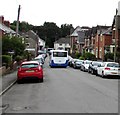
[49,50,69,68]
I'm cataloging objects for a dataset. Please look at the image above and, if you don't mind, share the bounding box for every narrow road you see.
[2,57,118,113]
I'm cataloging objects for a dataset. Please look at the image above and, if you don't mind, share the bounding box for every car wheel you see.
[83,67,85,72]
[74,65,76,69]
[101,71,104,78]
[17,79,22,84]
[39,78,43,83]
[91,70,94,74]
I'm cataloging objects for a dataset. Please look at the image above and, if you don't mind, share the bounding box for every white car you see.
[97,62,120,77]
[80,60,92,72]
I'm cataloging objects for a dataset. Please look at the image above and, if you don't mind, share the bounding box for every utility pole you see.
[114,9,118,62]
[16,5,21,36]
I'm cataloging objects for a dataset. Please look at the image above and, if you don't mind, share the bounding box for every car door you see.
[97,63,105,75]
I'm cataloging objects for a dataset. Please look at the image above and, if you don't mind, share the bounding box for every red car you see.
[17,61,43,83]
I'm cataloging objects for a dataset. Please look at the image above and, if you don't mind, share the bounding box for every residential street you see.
[2,57,118,113]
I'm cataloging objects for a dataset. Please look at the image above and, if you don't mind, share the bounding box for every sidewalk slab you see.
[0,71,17,94]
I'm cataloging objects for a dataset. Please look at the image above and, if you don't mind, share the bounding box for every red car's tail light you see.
[38,66,42,70]
[105,67,110,70]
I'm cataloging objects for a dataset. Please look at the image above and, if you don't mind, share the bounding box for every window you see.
[26,43,30,47]
[53,52,67,57]
[21,63,38,68]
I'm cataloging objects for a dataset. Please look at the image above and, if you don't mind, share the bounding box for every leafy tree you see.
[82,52,96,60]
[10,21,33,32]
[2,35,25,59]
[60,24,74,37]
[104,52,114,61]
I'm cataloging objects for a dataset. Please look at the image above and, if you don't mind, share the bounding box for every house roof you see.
[0,23,16,34]
[20,30,45,43]
[70,26,82,37]
[54,37,70,44]
[101,27,112,35]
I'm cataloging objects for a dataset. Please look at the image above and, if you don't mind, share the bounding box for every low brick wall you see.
[0,61,18,76]
[0,66,6,76]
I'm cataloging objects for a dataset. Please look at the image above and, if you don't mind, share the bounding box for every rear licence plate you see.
[26,70,34,72]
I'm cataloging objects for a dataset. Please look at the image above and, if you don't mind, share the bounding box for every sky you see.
[0,0,120,28]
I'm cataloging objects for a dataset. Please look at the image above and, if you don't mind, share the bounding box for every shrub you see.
[104,53,114,61]
[2,55,12,68]
[15,55,23,62]
[79,56,85,60]
[83,52,96,60]
[75,52,81,59]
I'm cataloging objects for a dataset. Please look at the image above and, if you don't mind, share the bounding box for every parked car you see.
[32,57,44,68]
[38,50,47,59]
[73,59,84,69]
[80,60,92,72]
[35,54,45,63]
[17,61,43,83]
[97,62,120,77]
[88,61,103,75]
[69,58,78,67]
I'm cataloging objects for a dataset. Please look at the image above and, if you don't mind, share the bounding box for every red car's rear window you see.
[21,63,39,68]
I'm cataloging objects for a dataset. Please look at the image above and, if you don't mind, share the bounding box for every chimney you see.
[4,21,10,27]
[0,16,4,24]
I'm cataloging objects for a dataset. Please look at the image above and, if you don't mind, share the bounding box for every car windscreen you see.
[21,63,39,68]
[53,52,67,57]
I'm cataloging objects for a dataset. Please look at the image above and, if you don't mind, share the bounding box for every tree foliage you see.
[2,35,25,59]
[10,21,74,48]
[82,52,96,60]
[10,21,33,32]
[104,52,114,61]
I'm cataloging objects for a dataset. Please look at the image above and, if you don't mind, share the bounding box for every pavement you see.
[0,71,17,96]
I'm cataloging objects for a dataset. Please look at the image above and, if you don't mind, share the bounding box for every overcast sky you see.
[0,0,120,28]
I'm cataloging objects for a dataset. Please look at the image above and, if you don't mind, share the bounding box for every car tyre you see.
[17,79,22,84]
[91,70,94,74]
[101,71,104,78]
[39,78,43,83]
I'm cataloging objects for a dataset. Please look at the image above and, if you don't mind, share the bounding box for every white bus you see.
[49,50,69,67]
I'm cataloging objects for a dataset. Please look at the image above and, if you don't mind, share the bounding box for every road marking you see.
[0,80,17,96]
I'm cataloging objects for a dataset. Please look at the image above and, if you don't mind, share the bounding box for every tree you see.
[2,35,25,59]
[104,52,114,61]
[10,21,33,32]
[82,52,96,60]
[60,24,74,37]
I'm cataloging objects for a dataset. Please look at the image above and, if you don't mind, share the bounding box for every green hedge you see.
[15,55,23,62]
[2,55,12,68]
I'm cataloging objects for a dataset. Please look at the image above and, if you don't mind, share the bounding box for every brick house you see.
[70,26,90,55]
[99,28,112,60]
[111,14,120,62]
[0,16,16,38]
[94,25,111,60]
